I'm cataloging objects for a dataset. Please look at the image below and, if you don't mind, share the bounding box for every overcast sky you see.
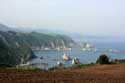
[0,0,125,36]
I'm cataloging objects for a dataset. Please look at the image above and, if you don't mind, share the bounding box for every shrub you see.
[0,63,13,68]
[69,63,95,69]
[96,54,110,64]
[49,66,66,70]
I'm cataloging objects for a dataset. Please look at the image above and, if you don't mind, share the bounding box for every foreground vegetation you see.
[49,63,95,70]
[0,54,124,71]
[0,64,124,83]
[0,64,40,70]
[0,54,124,83]
[49,54,125,70]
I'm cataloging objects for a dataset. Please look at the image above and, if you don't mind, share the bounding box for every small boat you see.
[56,47,61,51]
[63,48,72,51]
[82,43,96,52]
[72,58,80,65]
[108,49,120,53]
[62,53,70,61]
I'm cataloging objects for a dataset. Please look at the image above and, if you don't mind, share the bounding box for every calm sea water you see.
[31,41,125,69]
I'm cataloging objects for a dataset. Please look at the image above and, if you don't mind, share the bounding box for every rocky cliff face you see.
[0,31,36,65]
[0,23,75,66]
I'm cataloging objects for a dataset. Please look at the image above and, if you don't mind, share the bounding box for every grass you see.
[49,66,66,70]
[0,64,124,83]
[0,63,95,71]
[0,59,125,71]
[15,65,40,70]
[0,64,40,70]
[49,63,95,70]
[68,63,95,69]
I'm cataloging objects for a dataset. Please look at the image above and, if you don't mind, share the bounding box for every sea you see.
[31,39,125,69]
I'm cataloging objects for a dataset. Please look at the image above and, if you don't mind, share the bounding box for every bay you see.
[31,41,125,69]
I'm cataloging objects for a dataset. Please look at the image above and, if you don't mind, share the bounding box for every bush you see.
[96,54,110,64]
[0,63,13,68]
[49,66,66,70]
[69,63,95,69]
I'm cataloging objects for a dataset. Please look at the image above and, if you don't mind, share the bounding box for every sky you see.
[0,0,125,37]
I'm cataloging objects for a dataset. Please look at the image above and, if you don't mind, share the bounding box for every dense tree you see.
[96,54,110,64]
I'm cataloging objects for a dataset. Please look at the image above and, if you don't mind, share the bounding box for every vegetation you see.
[0,64,40,70]
[69,63,95,69]
[49,63,95,70]
[111,59,125,64]
[49,66,66,70]
[0,64,14,68]
[0,24,75,66]
[0,31,36,66]
[0,64,124,83]
[17,32,74,48]
[96,54,110,64]
[15,65,40,70]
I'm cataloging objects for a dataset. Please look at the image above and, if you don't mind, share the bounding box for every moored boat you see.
[62,53,70,61]
[72,57,80,65]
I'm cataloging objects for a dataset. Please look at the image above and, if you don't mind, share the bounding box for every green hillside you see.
[0,25,75,66]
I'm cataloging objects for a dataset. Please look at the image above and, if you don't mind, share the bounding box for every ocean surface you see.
[31,41,125,69]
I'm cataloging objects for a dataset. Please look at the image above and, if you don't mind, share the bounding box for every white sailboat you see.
[72,58,80,64]
[62,53,70,61]
[82,43,96,52]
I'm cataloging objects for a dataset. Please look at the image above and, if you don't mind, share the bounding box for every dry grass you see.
[0,64,125,83]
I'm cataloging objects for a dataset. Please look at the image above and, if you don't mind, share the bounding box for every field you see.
[0,64,125,83]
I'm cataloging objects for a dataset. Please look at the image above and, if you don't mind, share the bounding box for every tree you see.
[96,54,110,64]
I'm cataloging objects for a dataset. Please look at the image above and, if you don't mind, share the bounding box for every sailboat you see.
[62,53,70,61]
[72,58,80,64]
[82,43,96,52]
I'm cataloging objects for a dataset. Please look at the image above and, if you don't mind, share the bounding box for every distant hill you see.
[0,31,36,65]
[0,23,75,48]
[0,24,11,31]
[9,31,75,48]
[0,23,75,66]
